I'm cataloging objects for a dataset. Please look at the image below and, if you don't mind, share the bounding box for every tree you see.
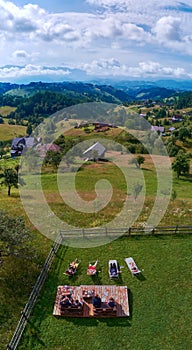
[26,123,33,136]
[0,168,25,196]
[171,190,177,202]
[0,211,33,266]
[44,150,62,169]
[133,182,143,200]
[129,155,145,168]
[136,155,145,168]
[178,127,191,142]
[172,150,190,179]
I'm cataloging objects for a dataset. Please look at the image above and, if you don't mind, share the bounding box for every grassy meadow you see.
[1,146,192,349]
[18,234,192,350]
[0,106,16,116]
[0,123,26,141]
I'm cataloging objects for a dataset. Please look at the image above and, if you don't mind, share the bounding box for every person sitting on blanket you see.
[93,294,101,308]
[87,260,98,274]
[110,262,118,276]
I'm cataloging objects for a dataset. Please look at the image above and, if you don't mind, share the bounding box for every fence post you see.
[175,225,178,234]
[128,227,131,236]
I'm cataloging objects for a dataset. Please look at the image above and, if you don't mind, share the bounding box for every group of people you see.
[92,295,116,309]
[60,295,82,308]
[65,259,99,276]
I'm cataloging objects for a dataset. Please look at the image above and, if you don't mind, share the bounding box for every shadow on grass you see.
[23,319,46,347]
[98,317,131,328]
[109,272,124,286]
[55,316,99,327]
[55,315,131,328]
[90,272,102,285]
[128,288,133,321]
[135,273,146,282]
[141,167,152,172]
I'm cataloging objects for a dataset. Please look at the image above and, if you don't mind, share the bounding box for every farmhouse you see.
[151,126,165,134]
[83,142,106,161]
[93,122,117,132]
[10,136,36,157]
[37,143,60,158]
[171,115,183,122]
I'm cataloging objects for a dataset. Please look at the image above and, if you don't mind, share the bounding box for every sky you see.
[1,0,192,82]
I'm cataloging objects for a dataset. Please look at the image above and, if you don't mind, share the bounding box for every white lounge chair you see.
[125,257,141,276]
[109,260,119,278]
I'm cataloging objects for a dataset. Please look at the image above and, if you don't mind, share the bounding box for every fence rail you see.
[7,224,192,349]
[59,224,192,239]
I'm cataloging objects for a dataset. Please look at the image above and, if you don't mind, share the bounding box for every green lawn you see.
[18,235,192,350]
[1,157,192,349]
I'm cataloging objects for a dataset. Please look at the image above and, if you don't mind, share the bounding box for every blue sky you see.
[1,0,192,82]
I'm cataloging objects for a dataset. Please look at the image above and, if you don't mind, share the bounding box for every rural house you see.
[10,136,36,157]
[83,142,106,161]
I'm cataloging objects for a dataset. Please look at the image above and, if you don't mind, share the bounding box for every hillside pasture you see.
[18,234,192,350]
[0,123,26,141]
[0,105,16,116]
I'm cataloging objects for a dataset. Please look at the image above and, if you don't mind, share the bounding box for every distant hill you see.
[3,81,133,104]
[132,86,176,100]
[0,80,181,103]
[0,81,192,115]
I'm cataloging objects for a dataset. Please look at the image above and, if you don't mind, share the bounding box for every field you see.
[1,151,192,349]
[18,234,192,350]
[0,123,26,141]
[0,106,16,116]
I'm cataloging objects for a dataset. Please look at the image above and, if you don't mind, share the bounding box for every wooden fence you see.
[6,224,192,349]
[6,231,64,350]
[59,224,192,240]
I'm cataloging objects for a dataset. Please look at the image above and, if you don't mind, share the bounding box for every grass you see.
[0,123,26,141]
[0,106,16,116]
[1,153,192,348]
[18,234,192,350]
[21,155,192,227]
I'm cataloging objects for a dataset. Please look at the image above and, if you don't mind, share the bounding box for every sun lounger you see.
[109,260,119,278]
[125,257,141,276]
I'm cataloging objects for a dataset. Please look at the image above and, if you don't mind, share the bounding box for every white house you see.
[83,142,106,161]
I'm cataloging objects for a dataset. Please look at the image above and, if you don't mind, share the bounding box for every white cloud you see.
[152,16,182,42]
[0,64,70,79]
[12,50,29,58]
[80,58,191,78]
[0,0,192,80]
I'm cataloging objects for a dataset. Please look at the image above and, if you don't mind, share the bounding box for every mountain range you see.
[0,80,186,102]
